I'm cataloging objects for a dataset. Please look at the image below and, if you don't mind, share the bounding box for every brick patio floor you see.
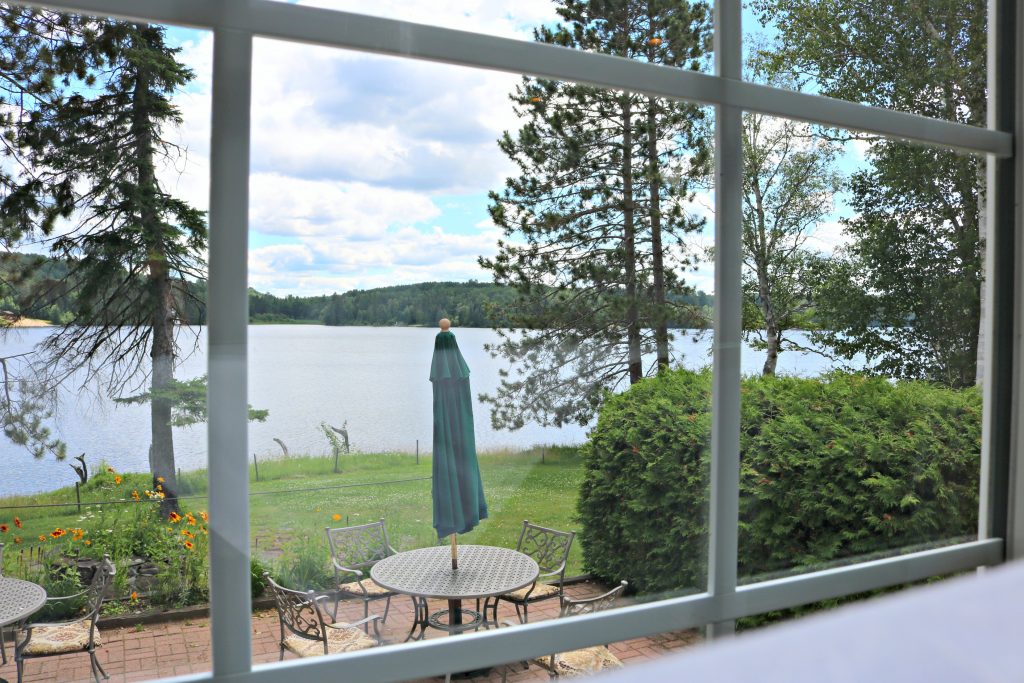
[0,581,701,682]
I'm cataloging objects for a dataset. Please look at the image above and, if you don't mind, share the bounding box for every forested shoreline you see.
[0,254,714,328]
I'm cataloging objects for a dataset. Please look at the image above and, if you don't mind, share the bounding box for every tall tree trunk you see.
[752,186,778,376]
[646,98,670,373]
[622,95,642,384]
[133,27,178,513]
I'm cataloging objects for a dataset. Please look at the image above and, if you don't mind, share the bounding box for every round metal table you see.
[0,577,46,682]
[371,545,538,640]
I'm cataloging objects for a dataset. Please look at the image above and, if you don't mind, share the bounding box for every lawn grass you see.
[0,446,587,577]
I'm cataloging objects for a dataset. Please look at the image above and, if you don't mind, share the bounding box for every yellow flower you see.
[114,475,122,485]
[38,535,46,542]
[84,540,91,546]
[185,513,197,526]
[183,540,194,551]
[132,490,141,501]
[169,512,182,523]
[199,511,209,522]
[13,536,22,544]
[130,591,138,602]
[156,484,163,491]
[332,514,341,521]
[156,476,165,483]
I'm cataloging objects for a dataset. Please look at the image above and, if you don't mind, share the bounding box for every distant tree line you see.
[1,257,713,329]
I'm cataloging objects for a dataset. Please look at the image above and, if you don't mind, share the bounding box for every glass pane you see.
[0,17,212,682]
[248,26,712,673]
[737,114,983,585]
[744,1,986,126]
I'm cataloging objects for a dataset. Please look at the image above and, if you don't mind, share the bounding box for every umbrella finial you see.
[439,318,451,331]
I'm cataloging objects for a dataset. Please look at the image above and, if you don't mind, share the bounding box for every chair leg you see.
[363,599,370,633]
[90,650,109,682]
[1,626,6,664]
[382,595,392,623]
[279,644,286,661]
[514,602,523,624]
[16,654,24,683]
[332,594,340,621]
[522,602,530,624]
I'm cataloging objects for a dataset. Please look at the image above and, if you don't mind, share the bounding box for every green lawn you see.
[0,446,586,579]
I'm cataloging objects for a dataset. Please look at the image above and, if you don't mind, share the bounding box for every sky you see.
[159,0,864,298]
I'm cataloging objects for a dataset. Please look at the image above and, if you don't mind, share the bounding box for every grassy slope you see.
[0,447,586,576]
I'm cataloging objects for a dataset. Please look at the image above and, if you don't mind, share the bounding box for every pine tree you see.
[11,19,205,511]
[481,0,710,429]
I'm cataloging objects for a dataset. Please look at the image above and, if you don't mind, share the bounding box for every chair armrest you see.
[43,589,89,603]
[20,615,91,630]
[328,614,383,643]
[332,559,364,577]
[329,614,382,630]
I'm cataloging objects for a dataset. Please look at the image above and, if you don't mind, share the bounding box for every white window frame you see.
[18,0,1022,681]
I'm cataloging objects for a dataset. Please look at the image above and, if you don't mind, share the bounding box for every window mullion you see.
[708,0,743,639]
[207,26,255,677]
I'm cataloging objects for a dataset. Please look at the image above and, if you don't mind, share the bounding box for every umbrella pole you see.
[449,533,463,630]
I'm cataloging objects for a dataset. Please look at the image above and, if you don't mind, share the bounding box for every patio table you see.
[0,577,46,683]
[370,544,538,641]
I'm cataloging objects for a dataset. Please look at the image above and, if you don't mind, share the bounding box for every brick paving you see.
[1,581,701,682]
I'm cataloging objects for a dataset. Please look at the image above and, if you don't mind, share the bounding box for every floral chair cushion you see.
[283,625,376,658]
[504,582,560,602]
[21,622,99,656]
[337,580,392,597]
[537,645,622,678]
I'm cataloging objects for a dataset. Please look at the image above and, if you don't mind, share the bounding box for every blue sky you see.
[160,1,863,297]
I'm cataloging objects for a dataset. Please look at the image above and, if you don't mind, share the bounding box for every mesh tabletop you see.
[370,545,539,600]
[0,577,46,626]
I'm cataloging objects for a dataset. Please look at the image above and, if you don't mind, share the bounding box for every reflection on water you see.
[0,325,839,495]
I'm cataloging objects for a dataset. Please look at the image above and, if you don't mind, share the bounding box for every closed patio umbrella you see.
[430,318,488,568]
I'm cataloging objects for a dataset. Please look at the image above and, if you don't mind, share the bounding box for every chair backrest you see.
[82,555,115,636]
[325,519,393,574]
[516,521,575,578]
[559,580,628,619]
[264,573,328,649]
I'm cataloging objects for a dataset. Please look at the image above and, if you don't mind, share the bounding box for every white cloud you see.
[249,173,441,238]
[249,225,500,294]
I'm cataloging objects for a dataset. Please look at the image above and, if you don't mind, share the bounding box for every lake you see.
[0,325,841,496]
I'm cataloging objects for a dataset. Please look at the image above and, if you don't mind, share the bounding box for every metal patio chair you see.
[265,573,382,659]
[14,555,115,683]
[501,581,629,681]
[491,521,575,624]
[325,519,397,625]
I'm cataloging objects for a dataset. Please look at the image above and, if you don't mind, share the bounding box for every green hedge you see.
[577,370,980,595]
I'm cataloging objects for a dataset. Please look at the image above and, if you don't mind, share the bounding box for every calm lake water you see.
[0,325,840,496]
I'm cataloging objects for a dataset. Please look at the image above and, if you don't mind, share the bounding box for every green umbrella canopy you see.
[430,330,488,539]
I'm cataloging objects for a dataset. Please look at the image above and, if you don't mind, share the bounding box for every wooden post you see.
[75,482,81,513]
[416,439,420,465]
[252,453,259,482]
